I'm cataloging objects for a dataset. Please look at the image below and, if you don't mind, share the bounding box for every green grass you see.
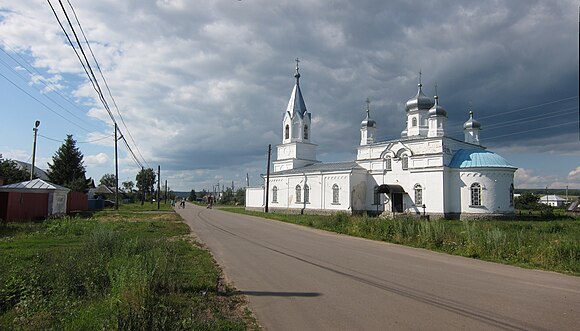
[0,203,255,330]
[222,208,580,276]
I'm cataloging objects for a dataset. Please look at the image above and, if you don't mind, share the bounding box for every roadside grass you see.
[221,208,580,276]
[0,203,255,330]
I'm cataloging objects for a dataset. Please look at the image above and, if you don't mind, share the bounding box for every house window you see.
[295,185,301,203]
[414,184,422,206]
[373,186,380,205]
[304,125,309,140]
[385,157,392,171]
[412,117,417,127]
[272,186,278,203]
[304,184,310,203]
[470,183,481,206]
[332,184,340,204]
[401,155,409,170]
[509,183,514,206]
[285,124,290,140]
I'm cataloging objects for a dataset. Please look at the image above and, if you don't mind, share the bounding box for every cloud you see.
[569,167,580,180]
[0,0,578,190]
[85,153,109,166]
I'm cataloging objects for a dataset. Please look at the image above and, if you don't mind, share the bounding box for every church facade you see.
[246,64,517,219]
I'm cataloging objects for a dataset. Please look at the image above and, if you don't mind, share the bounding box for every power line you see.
[65,0,149,168]
[47,0,148,170]
[39,133,113,144]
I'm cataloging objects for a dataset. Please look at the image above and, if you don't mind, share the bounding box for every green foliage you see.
[47,135,90,191]
[0,158,30,184]
[188,189,197,201]
[122,180,134,193]
[99,173,117,188]
[0,207,251,330]
[136,168,156,203]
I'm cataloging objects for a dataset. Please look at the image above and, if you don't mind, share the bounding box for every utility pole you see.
[157,165,161,210]
[114,123,119,210]
[141,166,145,205]
[265,144,271,212]
[30,120,40,180]
[165,179,168,204]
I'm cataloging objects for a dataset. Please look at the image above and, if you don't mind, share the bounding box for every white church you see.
[246,63,517,219]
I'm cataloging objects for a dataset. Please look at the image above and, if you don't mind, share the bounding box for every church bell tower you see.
[273,59,319,172]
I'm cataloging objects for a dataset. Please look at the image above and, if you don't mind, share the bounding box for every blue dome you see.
[449,149,516,169]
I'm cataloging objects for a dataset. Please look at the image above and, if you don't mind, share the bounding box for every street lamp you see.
[30,120,40,180]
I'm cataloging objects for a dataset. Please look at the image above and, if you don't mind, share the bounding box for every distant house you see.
[538,195,567,208]
[567,199,580,214]
[13,160,49,181]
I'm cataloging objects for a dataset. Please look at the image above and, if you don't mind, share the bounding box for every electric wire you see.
[0,54,97,131]
[66,0,149,168]
[47,0,146,169]
[39,133,113,144]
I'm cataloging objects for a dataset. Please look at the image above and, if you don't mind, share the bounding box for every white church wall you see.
[350,171,367,212]
[452,169,515,217]
[245,187,264,210]
[322,174,350,211]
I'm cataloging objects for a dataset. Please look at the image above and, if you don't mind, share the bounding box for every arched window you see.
[304,184,310,203]
[509,183,514,206]
[285,124,290,140]
[304,125,309,140]
[470,183,481,206]
[401,155,409,170]
[414,184,423,206]
[332,184,340,204]
[272,186,278,203]
[295,184,301,203]
[373,186,380,205]
[412,117,417,127]
[385,157,392,171]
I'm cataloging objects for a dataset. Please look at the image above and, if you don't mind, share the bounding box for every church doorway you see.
[392,193,403,212]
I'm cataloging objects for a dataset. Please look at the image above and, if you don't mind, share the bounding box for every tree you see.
[0,157,30,185]
[136,168,156,204]
[188,189,197,201]
[235,188,246,205]
[122,180,134,193]
[47,135,90,191]
[99,173,117,188]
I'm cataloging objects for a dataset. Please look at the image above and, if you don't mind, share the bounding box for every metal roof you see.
[273,161,365,176]
[449,149,516,169]
[0,178,70,192]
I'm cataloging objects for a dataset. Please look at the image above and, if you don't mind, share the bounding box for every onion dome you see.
[463,111,481,129]
[361,99,376,128]
[405,83,434,112]
[428,95,447,117]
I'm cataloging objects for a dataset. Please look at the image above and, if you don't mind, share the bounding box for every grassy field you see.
[221,207,580,276]
[0,203,256,330]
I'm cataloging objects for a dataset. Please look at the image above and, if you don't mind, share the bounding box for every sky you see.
[0,0,578,192]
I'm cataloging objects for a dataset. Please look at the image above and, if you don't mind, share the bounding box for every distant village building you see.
[246,64,517,219]
[13,160,49,181]
[538,195,567,208]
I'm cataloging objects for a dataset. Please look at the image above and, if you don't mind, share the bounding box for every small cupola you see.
[360,98,377,145]
[463,111,482,145]
[427,88,447,138]
[405,75,434,112]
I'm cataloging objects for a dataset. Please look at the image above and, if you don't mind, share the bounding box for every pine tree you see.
[47,135,90,192]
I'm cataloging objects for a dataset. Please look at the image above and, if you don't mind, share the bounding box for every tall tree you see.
[47,135,90,191]
[188,189,197,201]
[99,173,117,188]
[0,157,30,185]
[122,180,134,193]
[136,168,156,204]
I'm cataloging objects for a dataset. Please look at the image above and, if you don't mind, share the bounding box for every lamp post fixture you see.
[30,120,40,180]
[422,204,426,216]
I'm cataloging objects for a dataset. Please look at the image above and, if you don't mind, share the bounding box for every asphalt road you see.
[176,204,580,331]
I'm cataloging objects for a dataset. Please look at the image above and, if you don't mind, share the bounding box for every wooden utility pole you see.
[157,165,161,210]
[141,166,145,205]
[165,179,168,204]
[265,144,271,212]
[114,123,119,210]
[30,120,40,180]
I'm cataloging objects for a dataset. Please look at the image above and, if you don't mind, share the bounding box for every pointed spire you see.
[418,69,422,88]
[294,57,301,83]
[365,97,371,118]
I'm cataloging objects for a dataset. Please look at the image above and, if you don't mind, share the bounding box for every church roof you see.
[405,83,434,112]
[449,149,516,169]
[273,161,365,175]
[285,61,308,118]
